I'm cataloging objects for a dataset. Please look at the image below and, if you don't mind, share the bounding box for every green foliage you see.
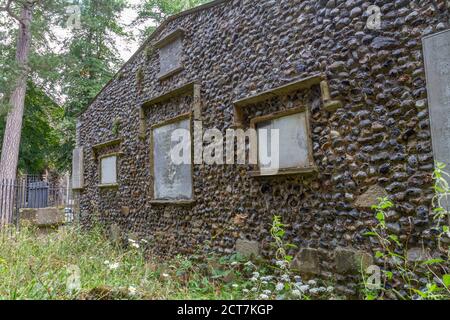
[0,83,68,173]
[112,118,121,136]
[136,67,144,93]
[362,165,450,300]
[0,226,248,300]
[1,0,130,174]
[134,0,211,40]
[60,0,129,117]
[432,162,450,252]
[270,215,296,264]
[236,216,336,300]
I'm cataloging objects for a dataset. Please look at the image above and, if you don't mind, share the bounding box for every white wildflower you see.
[162,273,170,278]
[276,283,285,292]
[141,239,148,244]
[232,284,239,288]
[259,294,269,299]
[309,288,319,295]
[109,262,120,270]
[243,289,249,293]
[292,289,302,297]
[275,260,287,268]
[250,277,258,282]
[299,285,310,293]
[231,261,239,266]
[260,276,274,281]
[130,242,140,249]
[103,260,110,265]
[128,286,137,296]
[307,280,317,286]
[280,274,290,282]
[251,287,258,292]
[262,290,271,295]
[252,272,260,278]
[261,281,268,285]
[326,286,334,293]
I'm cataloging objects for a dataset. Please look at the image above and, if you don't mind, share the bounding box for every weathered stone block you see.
[72,147,84,190]
[121,206,130,216]
[292,248,321,275]
[236,239,260,257]
[354,185,388,209]
[110,223,122,245]
[20,208,65,227]
[335,247,373,274]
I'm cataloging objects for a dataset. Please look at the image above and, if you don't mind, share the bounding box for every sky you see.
[117,0,149,61]
[0,0,154,103]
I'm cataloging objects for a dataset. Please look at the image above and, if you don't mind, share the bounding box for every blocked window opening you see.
[100,155,118,186]
[156,29,184,80]
[152,116,193,201]
[251,109,315,176]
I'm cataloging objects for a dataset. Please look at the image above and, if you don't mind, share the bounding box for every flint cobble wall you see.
[77,0,450,295]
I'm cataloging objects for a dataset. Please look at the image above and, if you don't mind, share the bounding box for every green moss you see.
[136,68,144,93]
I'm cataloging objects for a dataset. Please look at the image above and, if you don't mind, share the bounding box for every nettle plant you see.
[238,216,334,300]
[362,162,450,300]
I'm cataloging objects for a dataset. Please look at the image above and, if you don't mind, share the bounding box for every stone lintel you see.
[92,138,123,159]
[154,28,185,49]
[232,74,324,128]
[140,82,201,138]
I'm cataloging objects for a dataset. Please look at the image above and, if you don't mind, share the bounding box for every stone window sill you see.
[249,166,318,178]
[98,184,119,189]
[150,199,196,206]
[158,66,184,81]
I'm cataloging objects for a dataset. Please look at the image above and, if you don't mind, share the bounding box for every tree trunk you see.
[0,3,34,226]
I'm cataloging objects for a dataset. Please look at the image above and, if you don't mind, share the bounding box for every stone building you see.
[73,0,450,295]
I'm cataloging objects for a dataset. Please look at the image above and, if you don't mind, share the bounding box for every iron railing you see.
[0,177,77,227]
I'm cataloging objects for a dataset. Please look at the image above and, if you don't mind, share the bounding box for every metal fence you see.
[0,177,77,228]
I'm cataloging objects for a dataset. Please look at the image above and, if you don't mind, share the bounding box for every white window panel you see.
[100,156,117,185]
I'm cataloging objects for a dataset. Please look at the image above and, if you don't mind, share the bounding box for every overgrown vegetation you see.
[3,161,450,300]
[0,217,335,300]
[237,216,336,300]
[1,0,212,175]
[362,163,450,300]
[0,226,246,300]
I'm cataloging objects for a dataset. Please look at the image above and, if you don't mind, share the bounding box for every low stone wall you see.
[20,207,65,230]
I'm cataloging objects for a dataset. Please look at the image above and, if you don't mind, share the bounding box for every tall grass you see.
[0,226,243,300]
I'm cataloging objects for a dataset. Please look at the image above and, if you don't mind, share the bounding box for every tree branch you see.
[0,0,21,23]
